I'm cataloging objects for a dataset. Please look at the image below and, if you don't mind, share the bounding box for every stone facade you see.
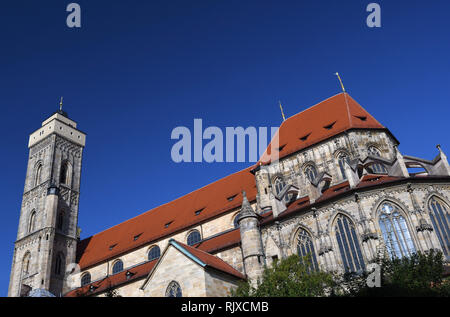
[141,244,240,297]
[8,111,85,297]
[8,98,450,297]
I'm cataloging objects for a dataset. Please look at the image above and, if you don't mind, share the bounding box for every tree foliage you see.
[346,249,450,297]
[231,254,336,297]
[231,250,450,297]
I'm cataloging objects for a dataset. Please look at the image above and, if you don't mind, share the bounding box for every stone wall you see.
[258,182,450,277]
[143,245,206,297]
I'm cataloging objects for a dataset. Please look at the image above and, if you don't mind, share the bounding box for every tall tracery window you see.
[304,165,318,183]
[148,246,161,261]
[334,214,365,273]
[337,153,349,180]
[22,252,31,275]
[296,229,318,271]
[165,281,182,297]
[378,202,416,259]
[368,146,387,174]
[35,164,42,187]
[81,272,91,286]
[54,253,65,276]
[112,260,124,274]
[428,197,450,256]
[60,161,71,185]
[28,210,36,233]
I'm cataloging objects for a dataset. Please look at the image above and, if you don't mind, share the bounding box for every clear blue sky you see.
[1,0,449,296]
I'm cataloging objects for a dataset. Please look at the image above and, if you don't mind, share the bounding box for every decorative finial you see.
[59,97,64,111]
[437,144,442,152]
[335,72,346,93]
[278,100,286,122]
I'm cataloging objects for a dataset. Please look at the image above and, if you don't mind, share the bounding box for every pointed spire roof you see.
[237,190,257,222]
[259,93,395,164]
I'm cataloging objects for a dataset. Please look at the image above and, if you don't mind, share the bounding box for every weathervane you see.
[59,97,64,111]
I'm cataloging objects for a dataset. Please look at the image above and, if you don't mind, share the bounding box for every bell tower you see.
[8,105,86,297]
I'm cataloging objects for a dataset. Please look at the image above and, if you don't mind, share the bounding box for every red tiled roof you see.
[174,241,246,280]
[76,167,257,270]
[195,228,241,253]
[64,259,158,297]
[76,93,388,270]
[66,229,244,297]
[259,93,386,164]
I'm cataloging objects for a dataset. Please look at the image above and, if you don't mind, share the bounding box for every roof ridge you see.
[173,240,245,279]
[344,93,385,128]
[78,166,255,242]
[282,92,345,123]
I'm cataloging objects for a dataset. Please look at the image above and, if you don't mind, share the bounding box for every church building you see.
[8,92,450,297]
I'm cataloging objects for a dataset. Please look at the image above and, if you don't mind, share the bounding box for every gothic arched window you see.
[378,202,416,259]
[112,260,123,274]
[165,281,182,297]
[35,164,42,187]
[54,253,65,276]
[28,210,36,233]
[296,229,318,271]
[274,177,286,196]
[428,197,450,256]
[81,272,91,286]
[274,177,292,202]
[148,246,161,261]
[60,161,71,185]
[187,230,201,246]
[337,153,349,180]
[368,146,387,174]
[304,165,318,183]
[22,252,31,275]
[334,214,365,273]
